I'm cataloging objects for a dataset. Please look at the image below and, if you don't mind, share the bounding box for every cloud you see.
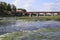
[12,0,35,11]
[12,0,60,11]
[43,1,60,11]
[0,0,3,1]
[43,3,54,11]
[12,0,21,6]
[55,1,60,11]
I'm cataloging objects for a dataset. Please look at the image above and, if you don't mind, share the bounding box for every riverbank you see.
[0,16,60,23]
[16,16,60,21]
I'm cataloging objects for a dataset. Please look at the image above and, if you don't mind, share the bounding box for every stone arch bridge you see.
[26,12,60,17]
[16,10,60,17]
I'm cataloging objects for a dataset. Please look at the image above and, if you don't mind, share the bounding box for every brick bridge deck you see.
[26,12,60,17]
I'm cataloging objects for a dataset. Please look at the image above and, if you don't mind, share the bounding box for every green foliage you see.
[1,28,60,40]
[11,4,16,11]
[0,2,16,17]
[7,4,11,11]
[2,32,28,40]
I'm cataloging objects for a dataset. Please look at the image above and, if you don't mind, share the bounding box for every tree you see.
[11,4,16,11]
[0,2,8,16]
[7,4,11,11]
[0,2,12,16]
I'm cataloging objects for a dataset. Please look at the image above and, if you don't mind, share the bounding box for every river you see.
[0,20,60,35]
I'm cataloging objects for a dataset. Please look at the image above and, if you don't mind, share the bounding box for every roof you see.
[16,10,24,12]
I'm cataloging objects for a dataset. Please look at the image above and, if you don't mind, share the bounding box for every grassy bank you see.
[16,16,60,21]
[0,16,60,22]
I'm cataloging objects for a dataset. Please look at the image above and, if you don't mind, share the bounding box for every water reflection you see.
[0,20,60,35]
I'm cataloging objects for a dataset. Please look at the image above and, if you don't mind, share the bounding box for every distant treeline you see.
[0,2,27,17]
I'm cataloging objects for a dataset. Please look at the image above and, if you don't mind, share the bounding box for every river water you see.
[0,20,60,35]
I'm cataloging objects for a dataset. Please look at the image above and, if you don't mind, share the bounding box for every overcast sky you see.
[0,0,60,12]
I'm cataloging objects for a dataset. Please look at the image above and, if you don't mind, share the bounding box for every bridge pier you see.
[36,13,39,17]
[22,13,25,16]
[51,13,54,16]
[29,13,32,17]
[58,13,60,15]
[44,13,46,16]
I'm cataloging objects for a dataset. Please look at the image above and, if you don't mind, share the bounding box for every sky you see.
[0,0,60,12]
